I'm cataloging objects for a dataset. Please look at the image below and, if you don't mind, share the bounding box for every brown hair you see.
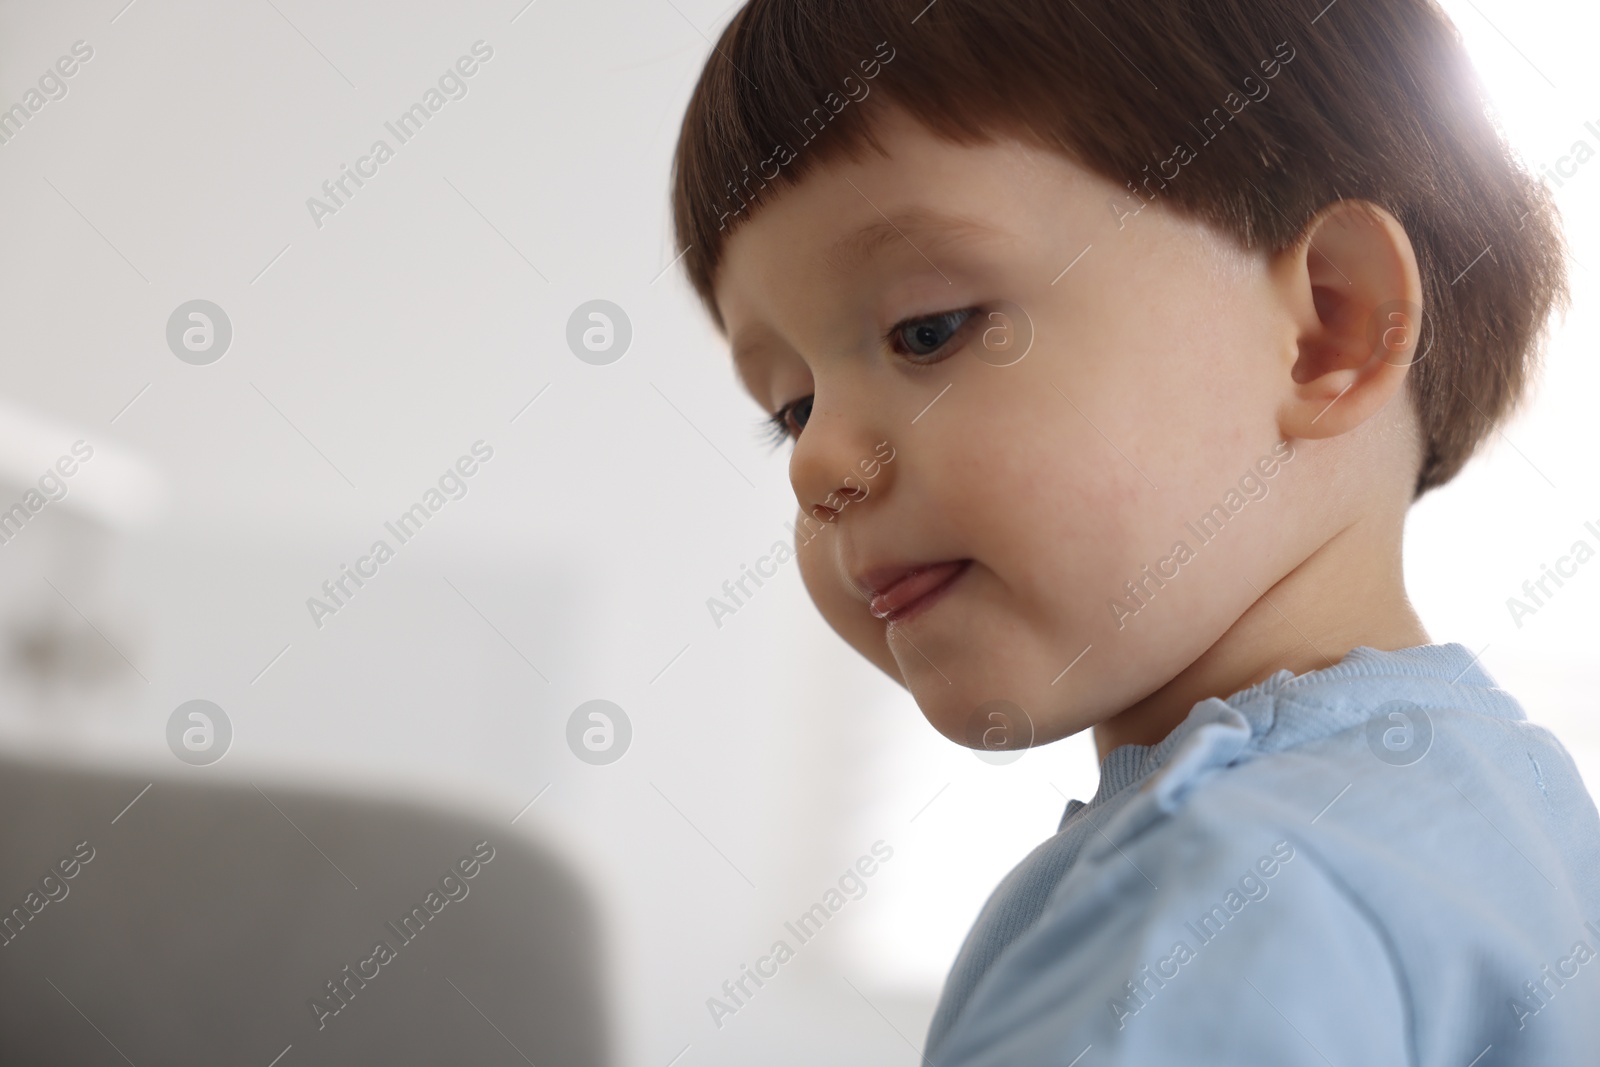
[670,0,1567,496]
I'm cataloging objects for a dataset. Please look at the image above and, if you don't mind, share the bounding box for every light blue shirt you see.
[925,643,1600,1065]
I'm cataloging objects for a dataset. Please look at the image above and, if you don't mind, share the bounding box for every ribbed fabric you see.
[924,642,1600,1066]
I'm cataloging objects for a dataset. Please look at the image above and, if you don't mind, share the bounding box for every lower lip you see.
[872,561,971,625]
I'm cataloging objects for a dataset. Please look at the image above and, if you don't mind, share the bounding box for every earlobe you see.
[1274,200,1424,441]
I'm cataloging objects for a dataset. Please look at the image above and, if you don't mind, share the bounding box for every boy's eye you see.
[759,394,813,448]
[784,394,814,434]
[755,309,976,449]
[890,308,977,361]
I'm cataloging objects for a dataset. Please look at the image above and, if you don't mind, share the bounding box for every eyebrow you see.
[823,210,1007,277]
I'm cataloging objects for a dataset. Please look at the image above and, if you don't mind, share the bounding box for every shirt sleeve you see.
[929,801,1412,1066]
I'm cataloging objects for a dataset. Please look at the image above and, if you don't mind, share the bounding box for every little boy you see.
[670,0,1600,1061]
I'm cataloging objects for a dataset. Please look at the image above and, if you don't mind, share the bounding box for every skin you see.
[713,103,1431,762]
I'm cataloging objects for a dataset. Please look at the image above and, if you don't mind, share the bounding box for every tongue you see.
[870,561,966,618]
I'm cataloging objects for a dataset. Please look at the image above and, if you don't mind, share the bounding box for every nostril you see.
[811,504,837,523]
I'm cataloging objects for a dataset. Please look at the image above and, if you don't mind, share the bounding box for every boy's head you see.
[671,0,1567,750]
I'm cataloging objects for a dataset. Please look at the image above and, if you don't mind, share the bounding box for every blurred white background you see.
[0,0,1593,1063]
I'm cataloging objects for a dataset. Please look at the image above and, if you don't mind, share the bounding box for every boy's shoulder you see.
[931,645,1600,1065]
[1122,645,1599,872]
[1079,643,1600,939]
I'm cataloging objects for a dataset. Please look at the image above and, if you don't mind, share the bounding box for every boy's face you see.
[713,105,1325,749]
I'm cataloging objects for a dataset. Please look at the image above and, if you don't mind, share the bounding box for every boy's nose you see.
[809,482,868,523]
[788,405,890,524]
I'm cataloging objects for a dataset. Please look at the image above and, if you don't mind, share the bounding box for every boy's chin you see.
[914,685,1086,754]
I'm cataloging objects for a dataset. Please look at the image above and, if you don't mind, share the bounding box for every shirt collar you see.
[1062,642,1517,831]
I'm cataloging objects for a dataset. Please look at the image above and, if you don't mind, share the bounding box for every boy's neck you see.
[1091,516,1430,763]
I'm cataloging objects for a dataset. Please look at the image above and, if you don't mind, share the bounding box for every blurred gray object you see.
[0,754,608,1065]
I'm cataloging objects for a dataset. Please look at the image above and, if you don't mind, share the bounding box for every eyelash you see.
[758,409,796,450]
[754,307,980,450]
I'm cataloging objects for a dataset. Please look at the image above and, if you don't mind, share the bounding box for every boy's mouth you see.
[859,560,972,622]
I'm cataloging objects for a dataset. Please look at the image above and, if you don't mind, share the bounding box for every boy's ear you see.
[1272,200,1424,441]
